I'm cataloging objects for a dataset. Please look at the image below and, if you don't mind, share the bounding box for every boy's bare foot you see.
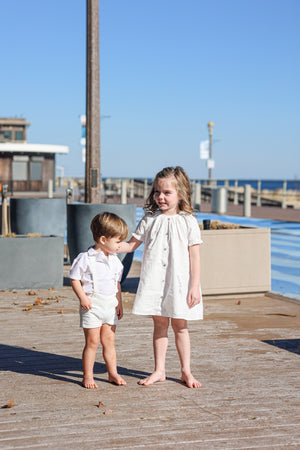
[108,373,126,385]
[181,373,201,388]
[139,371,166,386]
[82,377,98,389]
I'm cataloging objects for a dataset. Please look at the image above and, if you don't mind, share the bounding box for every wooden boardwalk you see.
[0,262,300,449]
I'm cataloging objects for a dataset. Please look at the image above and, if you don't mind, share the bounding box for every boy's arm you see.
[116,281,123,320]
[118,236,142,253]
[187,244,201,308]
[70,279,92,310]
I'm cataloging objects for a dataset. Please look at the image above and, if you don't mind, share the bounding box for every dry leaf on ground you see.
[2,398,14,408]
[23,305,33,311]
[28,290,36,296]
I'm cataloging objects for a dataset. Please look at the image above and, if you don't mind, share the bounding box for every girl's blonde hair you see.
[90,212,129,242]
[144,166,193,214]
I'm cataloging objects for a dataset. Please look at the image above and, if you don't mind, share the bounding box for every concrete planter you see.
[0,235,64,290]
[67,203,136,281]
[10,198,66,237]
[201,227,271,296]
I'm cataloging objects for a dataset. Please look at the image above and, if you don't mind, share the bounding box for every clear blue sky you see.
[1,0,299,180]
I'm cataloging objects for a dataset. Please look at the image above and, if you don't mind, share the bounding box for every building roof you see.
[0,143,69,154]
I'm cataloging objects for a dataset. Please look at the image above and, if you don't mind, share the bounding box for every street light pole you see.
[207,121,214,185]
[85,0,101,203]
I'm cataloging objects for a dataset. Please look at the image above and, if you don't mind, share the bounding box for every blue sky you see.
[1,0,299,180]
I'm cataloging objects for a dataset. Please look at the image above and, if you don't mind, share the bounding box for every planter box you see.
[200,227,271,296]
[0,236,64,290]
[67,203,136,281]
[10,198,66,237]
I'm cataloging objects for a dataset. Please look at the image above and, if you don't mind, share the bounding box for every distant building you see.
[0,118,68,192]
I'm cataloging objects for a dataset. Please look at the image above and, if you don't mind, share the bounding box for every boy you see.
[69,212,129,389]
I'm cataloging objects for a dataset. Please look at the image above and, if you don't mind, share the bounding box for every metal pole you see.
[85,0,101,203]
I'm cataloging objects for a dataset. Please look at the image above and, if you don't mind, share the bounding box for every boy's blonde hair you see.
[144,166,194,214]
[90,212,129,242]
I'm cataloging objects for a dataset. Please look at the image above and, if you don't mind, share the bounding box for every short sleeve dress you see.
[132,211,203,320]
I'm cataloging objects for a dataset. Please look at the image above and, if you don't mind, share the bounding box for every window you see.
[30,161,42,181]
[12,161,27,180]
[14,130,24,141]
[3,130,12,140]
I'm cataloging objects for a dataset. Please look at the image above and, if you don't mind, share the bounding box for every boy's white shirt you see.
[69,247,123,296]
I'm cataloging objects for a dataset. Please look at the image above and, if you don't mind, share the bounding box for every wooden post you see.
[256,180,261,207]
[85,0,101,203]
[1,184,8,235]
[233,180,238,205]
[243,184,251,217]
[282,180,287,209]
[121,179,127,204]
[143,179,148,199]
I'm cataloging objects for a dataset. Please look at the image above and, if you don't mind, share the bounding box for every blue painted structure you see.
[133,207,300,300]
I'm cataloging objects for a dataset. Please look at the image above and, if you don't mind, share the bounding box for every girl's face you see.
[154,176,180,215]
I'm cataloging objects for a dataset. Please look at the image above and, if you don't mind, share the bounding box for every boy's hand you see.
[187,287,201,308]
[80,295,92,310]
[116,302,123,320]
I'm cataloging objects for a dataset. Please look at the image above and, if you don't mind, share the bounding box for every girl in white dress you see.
[119,167,203,388]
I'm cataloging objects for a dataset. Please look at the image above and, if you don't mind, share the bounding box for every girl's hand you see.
[187,287,201,308]
[80,296,92,310]
[116,302,123,320]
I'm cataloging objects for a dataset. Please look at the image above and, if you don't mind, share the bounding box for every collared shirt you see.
[68,247,123,296]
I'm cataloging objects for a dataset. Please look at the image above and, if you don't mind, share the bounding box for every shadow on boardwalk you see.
[0,263,300,448]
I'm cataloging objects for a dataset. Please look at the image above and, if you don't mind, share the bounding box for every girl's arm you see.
[187,244,201,308]
[118,236,142,253]
[116,281,123,320]
[70,279,92,310]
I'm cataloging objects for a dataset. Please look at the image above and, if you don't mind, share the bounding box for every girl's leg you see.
[139,315,169,385]
[171,318,201,388]
[100,324,126,385]
[82,327,100,388]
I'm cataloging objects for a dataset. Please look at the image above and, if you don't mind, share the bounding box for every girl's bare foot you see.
[82,376,98,389]
[181,373,201,388]
[108,373,126,385]
[139,371,166,386]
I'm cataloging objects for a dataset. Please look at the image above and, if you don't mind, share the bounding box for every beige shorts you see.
[80,293,118,328]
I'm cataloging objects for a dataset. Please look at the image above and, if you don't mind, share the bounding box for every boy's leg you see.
[82,327,100,389]
[171,318,201,388]
[100,324,126,385]
[139,315,169,386]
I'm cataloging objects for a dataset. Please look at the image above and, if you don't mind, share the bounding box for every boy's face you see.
[98,235,122,256]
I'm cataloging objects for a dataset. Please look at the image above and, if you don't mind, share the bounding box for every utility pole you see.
[85,0,101,203]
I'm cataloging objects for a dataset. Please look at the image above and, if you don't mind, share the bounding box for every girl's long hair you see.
[144,166,193,214]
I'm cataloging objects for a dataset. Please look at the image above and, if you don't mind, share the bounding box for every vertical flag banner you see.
[80,115,86,163]
[200,140,209,159]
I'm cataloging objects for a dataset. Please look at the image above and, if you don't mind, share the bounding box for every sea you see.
[194,179,300,191]
[133,207,300,301]
[142,179,300,191]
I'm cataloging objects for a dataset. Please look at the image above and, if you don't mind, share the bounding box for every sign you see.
[200,140,209,159]
[207,158,215,169]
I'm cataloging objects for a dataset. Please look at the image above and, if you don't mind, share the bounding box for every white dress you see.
[132,211,203,320]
